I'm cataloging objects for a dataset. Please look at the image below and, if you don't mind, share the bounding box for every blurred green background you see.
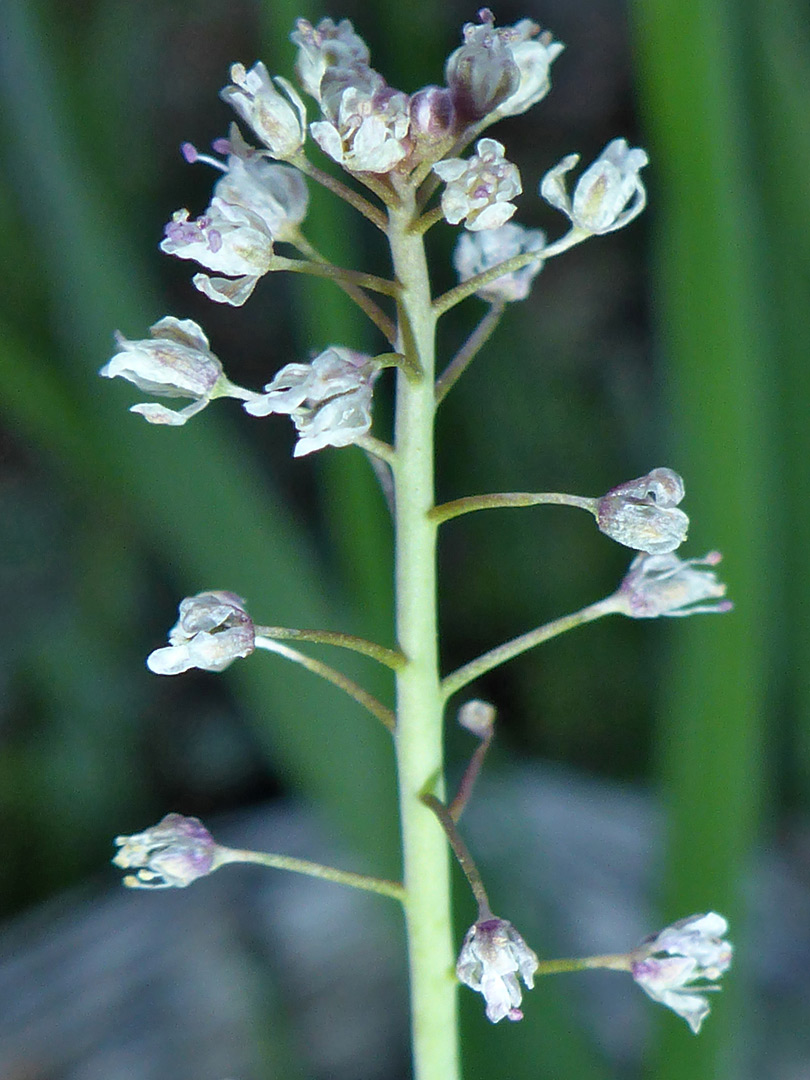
[0,0,808,1078]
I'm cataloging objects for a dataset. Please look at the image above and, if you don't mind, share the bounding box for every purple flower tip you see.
[181,141,199,163]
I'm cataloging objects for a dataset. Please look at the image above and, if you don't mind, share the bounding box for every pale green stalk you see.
[388,192,460,1080]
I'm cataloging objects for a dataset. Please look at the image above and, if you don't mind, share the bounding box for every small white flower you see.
[160,197,275,307]
[457,916,539,1023]
[453,222,545,302]
[244,346,376,457]
[596,467,689,554]
[541,138,649,235]
[184,127,309,242]
[433,138,522,231]
[615,550,732,618]
[221,62,307,159]
[113,813,219,889]
[494,20,565,118]
[100,316,236,426]
[311,67,411,174]
[631,913,733,1034]
[291,17,371,101]
[147,591,255,675]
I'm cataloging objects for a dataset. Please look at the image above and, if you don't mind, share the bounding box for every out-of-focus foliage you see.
[0,0,808,1078]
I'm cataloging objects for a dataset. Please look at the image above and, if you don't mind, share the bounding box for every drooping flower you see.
[244,346,377,457]
[457,916,539,1023]
[630,913,733,1033]
[113,813,220,889]
[182,126,309,242]
[433,138,522,231]
[453,222,545,302]
[311,65,411,174]
[291,17,371,101]
[220,61,307,159]
[160,196,275,306]
[541,138,649,235]
[596,467,689,554]
[99,316,250,426]
[147,591,255,675]
[613,550,733,618]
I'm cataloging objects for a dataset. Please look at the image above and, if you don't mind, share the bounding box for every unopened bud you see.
[596,467,689,554]
[445,9,520,120]
[458,699,496,739]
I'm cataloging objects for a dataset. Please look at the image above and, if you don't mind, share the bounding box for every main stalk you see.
[388,195,460,1080]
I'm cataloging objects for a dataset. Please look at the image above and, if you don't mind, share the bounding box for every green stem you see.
[355,433,398,468]
[421,793,492,918]
[441,597,621,703]
[435,303,505,405]
[388,195,460,1080]
[215,845,406,901]
[254,636,396,732]
[430,491,598,525]
[270,255,400,297]
[535,953,632,977]
[292,154,388,231]
[254,625,406,670]
[433,251,543,316]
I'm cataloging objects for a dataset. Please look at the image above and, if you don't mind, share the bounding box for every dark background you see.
[1,0,809,1078]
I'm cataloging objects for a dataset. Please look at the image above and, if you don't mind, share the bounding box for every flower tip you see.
[180,141,198,163]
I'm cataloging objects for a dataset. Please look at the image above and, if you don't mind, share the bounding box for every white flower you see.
[160,196,275,307]
[615,550,732,618]
[453,222,545,302]
[220,62,307,159]
[100,316,234,426]
[494,20,565,118]
[541,138,649,234]
[311,67,410,174]
[433,138,522,231]
[291,17,371,101]
[457,916,539,1023]
[244,346,376,457]
[147,591,255,675]
[596,467,689,554]
[631,913,733,1033]
[184,127,309,241]
[113,813,219,889]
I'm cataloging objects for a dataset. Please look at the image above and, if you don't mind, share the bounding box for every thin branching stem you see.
[430,491,598,525]
[435,303,505,405]
[535,953,633,976]
[254,625,406,670]
[214,845,406,902]
[448,730,493,822]
[255,637,396,732]
[271,255,400,297]
[356,433,398,469]
[433,251,544,316]
[420,793,492,919]
[293,154,389,230]
[440,596,622,703]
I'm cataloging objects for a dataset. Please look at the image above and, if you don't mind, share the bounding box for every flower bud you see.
[100,316,226,426]
[453,222,545,302]
[408,86,456,162]
[596,467,689,554]
[541,138,649,235]
[221,62,307,159]
[630,913,732,1034]
[615,550,732,618]
[244,346,377,457]
[445,9,520,120]
[458,699,496,739]
[113,813,219,889]
[433,138,522,231]
[457,915,539,1023]
[291,17,371,101]
[147,591,255,675]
